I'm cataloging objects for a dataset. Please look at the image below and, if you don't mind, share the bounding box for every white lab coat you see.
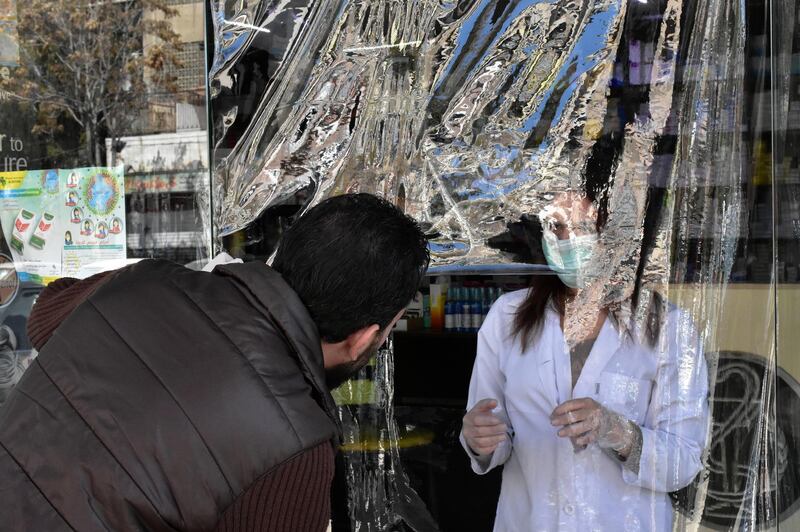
[461,289,709,532]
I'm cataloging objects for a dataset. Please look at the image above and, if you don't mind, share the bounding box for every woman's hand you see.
[462,398,508,457]
[550,398,635,456]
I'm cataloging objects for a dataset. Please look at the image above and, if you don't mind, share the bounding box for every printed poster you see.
[0,166,126,282]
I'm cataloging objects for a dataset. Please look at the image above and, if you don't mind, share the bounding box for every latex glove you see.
[462,398,508,457]
[550,398,636,455]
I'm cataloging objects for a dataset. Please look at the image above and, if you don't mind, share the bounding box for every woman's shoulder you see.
[492,288,530,314]
[481,289,530,332]
[632,299,704,362]
[663,302,702,341]
[479,289,529,346]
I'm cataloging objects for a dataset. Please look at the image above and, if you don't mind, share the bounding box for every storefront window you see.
[209,1,799,531]
[0,0,210,403]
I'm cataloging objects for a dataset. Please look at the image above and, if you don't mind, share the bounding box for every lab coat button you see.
[564,503,575,515]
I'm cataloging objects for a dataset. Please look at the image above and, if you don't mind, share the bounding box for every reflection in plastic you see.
[209,0,761,530]
[209,0,629,257]
[333,336,438,531]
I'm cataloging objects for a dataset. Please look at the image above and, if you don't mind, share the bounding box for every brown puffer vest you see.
[0,259,339,531]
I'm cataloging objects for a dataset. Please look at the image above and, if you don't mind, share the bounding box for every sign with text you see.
[0,166,126,282]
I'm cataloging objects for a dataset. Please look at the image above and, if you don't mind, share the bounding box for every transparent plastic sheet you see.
[333,336,439,532]
[652,0,753,529]
[208,0,628,250]
[771,1,800,529]
[208,1,788,531]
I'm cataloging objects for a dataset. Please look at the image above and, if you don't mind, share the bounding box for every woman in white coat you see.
[461,192,709,531]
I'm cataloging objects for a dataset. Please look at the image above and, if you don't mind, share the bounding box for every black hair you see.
[509,211,607,350]
[272,193,430,342]
[493,130,664,349]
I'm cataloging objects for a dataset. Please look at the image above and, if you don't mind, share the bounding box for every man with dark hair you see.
[272,194,429,388]
[0,193,429,532]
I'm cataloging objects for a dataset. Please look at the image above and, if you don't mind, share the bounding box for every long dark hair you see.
[272,193,430,342]
[507,195,609,349]
[488,213,558,347]
[513,271,569,349]
[490,127,665,349]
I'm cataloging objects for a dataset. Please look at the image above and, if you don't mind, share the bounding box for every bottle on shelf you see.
[492,287,503,305]
[482,287,492,323]
[429,276,449,330]
[460,288,471,333]
[444,287,456,331]
[471,287,484,332]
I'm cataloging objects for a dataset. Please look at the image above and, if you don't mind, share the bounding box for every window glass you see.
[0,0,210,404]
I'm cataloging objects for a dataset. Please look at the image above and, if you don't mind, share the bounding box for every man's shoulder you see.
[94,259,241,306]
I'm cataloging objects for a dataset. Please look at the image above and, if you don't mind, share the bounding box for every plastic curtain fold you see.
[209,1,792,530]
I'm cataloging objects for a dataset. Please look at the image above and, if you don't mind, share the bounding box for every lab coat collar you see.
[540,308,566,405]
[573,315,623,398]
[540,308,624,403]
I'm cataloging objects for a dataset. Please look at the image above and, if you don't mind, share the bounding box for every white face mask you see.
[541,229,598,289]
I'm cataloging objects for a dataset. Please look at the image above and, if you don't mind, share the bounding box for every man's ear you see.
[343,324,381,362]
